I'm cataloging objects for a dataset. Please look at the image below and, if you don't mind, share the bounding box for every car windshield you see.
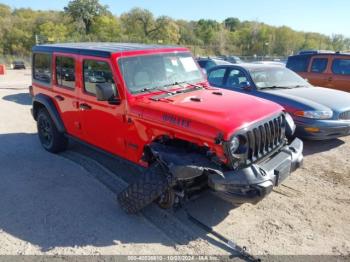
[250,67,310,89]
[118,52,204,94]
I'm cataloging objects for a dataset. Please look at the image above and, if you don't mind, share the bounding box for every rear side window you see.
[332,59,350,75]
[311,58,328,73]
[286,56,310,72]
[33,53,51,84]
[83,60,115,95]
[56,56,75,89]
[208,68,226,86]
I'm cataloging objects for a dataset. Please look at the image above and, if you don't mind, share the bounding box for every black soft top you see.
[32,42,180,58]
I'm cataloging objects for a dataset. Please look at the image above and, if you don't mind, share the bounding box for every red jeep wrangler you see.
[30,43,303,214]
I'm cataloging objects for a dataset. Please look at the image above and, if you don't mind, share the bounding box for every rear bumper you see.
[295,119,350,140]
[208,138,303,205]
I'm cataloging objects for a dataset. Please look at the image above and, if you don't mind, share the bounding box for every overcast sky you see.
[2,0,350,37]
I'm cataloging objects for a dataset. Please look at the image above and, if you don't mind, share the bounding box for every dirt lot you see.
[0,69,349,258]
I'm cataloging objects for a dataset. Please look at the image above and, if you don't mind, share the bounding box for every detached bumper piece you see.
[208,138,303,205]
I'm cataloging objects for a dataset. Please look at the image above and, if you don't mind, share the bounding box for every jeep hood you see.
[130,88,283,140]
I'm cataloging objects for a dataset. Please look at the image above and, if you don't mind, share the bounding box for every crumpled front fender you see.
[149,143,221,181]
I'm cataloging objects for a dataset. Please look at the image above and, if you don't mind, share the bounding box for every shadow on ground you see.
[0,133,178,252]
[68,141,238,253]
[302,138,345,156]
[0,133,236,255]
[2,92,32,105]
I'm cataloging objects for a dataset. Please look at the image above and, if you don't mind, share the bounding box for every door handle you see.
[79,103,92,110]
[54,95,65,101]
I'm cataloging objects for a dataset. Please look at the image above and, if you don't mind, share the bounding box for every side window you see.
[226,69,248,88]
[56,56,75,89]
[208,68,226,86]
[332,59,350,75]
[286,56,310,72]
[83,60,115,95]
[205,61,216,71]
[311,58,328,73]
[33,53,51,84]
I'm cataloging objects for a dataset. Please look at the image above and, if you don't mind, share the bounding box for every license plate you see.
[274,160,291,186]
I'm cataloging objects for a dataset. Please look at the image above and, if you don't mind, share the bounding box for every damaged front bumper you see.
[208,138,303,205]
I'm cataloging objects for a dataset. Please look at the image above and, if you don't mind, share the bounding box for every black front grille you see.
[244,114,286,164]
[339,111,350,120]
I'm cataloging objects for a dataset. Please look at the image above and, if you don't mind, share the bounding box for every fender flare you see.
[32,94,66,133]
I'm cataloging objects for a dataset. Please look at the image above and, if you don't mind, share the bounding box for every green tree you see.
[194,19,221,45]
[224,17,240,32]
[177,20,201,45]
[1,2,350,58]
[90,15,121,41]
[64,0,109,34]
[121,8,159,41]
[38,21,69,43]
[331,34,347,51]
[152,16,180,44]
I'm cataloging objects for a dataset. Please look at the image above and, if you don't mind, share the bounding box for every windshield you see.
[250,67,310,89]
[118,52,204,94]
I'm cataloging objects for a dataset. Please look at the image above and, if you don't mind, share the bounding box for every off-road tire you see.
[118,163,170,214]
[37,108,68,153]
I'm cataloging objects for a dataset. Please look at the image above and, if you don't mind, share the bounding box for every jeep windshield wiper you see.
[133,86,169,94]
[134,81,203,95]
[170,81,204,92]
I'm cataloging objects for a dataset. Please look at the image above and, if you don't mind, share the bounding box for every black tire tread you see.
[37,108,68,153]
[117,163,170,214]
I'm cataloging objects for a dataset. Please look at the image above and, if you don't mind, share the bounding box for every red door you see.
[307,55,332,88]
[52,53,82,138]
[329,56,350,92]
[77,56,127,156]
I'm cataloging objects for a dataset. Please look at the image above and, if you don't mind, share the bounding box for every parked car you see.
[286,50,350,92]
[253,61,286,67]
[218,55,243,64]
[12,61,26,69]
[196,57,232,73]
[30,43,302,214]
[207,64,350,140]
[84,71,106,83]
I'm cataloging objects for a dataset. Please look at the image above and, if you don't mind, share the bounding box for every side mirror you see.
[240,81,252,91]
[96,83,120,105]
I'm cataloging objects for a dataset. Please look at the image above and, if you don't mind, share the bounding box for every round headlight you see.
[229,136,240,154]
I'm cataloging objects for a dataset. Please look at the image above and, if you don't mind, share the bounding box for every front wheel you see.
[117,163,171,214]
[37,108,68,153]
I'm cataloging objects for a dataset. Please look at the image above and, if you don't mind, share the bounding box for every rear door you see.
[330,56,350,91]
[307,55,332,87]
[78,56,126,156]
[52,53,81,138]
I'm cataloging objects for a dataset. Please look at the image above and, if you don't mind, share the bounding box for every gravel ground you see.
[0,69,349,258]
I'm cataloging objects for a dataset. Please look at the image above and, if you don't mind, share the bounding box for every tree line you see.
[0,0,349,59]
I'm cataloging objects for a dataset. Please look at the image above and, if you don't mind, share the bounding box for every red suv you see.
[30,43,303,213]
